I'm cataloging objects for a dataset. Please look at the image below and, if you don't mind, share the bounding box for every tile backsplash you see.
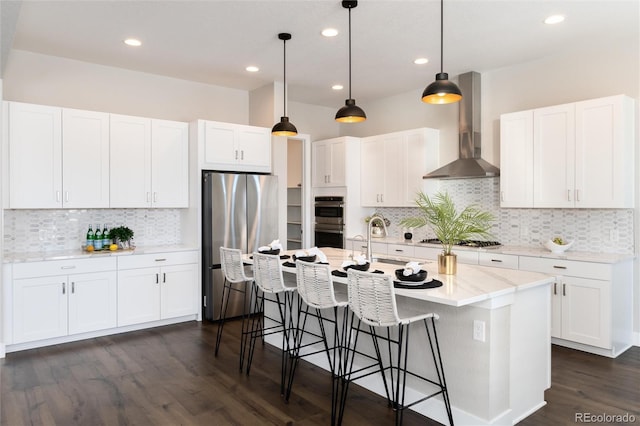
[4,209,182,254]
[372,178,634,255]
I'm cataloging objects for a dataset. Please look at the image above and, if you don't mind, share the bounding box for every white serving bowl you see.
[544,239,574,254]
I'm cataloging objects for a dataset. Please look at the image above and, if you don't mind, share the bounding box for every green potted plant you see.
[399,191,495,274]
[109,226,135,249]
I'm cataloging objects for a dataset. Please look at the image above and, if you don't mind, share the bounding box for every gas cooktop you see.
[419,238,502,248]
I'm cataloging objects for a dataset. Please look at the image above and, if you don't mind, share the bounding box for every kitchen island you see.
[250,248,555,426]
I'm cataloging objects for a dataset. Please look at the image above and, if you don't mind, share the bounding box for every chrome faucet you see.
[366,214,388,262]
[350,234,366,259]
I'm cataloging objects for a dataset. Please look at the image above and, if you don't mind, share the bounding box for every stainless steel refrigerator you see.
[202,171,278,321]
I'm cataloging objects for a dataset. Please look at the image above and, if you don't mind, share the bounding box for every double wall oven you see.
[314,196,344,249]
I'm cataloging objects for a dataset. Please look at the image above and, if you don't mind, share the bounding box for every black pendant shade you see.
[422,0,462,105]
[335,0,366,123]
[272,32,298,136]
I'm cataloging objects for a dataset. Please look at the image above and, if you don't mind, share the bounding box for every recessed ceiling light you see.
[124,38,142,47]
[322,28,339,37]
[544,14,565,25]
[246,66,259,72]
[332,84,344,91]
[414,57,429,65]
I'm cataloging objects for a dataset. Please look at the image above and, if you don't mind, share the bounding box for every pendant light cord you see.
[439,0,444,74]
[283,38,287,117]
[348,5,352,99]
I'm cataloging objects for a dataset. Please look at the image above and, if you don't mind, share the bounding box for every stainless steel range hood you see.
[423,71,500,179]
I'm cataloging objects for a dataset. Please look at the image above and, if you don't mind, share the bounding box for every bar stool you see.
[246,252,298,396]
[285,260,349,419]
[216,247,255,371]
[344,269,454,426]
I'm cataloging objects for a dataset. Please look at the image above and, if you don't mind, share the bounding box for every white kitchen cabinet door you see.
[404,129,439,205]
[8,102,62,208]
[68,271,117,335]
[62,108,110,208]
[360,137,386,205]
[381,133,404,206]
[110,114,152,207]
[533,104,575,208]
[561,277,611,349]
[13,276,68,343]
[160,263,198,319]
[117,267,161,326]
[312,138,346,187]
[151,119,189,208]
[574,95,634,208]
[500,110,534,207]
[203,121,271,172]
[237,125,272,170]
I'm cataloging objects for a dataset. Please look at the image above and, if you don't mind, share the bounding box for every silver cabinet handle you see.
[394,249,404,253]
[56,191,61,202]
[567,189,571,201]
[553,265,567,269]
[155,258,167,262]
[241,150,244,160]
[490,259,503,263]
[235,150,238,160]
[146,192,151,202]
[163,273,166,283]
[72,282,75,293]
[553,282,557,295]
[381,194,384,203]
[61,265,76,270]
[156,273,159,284]
[576,189,580,202]
[562,283,566,296]
[64,191,69,202]
[62,282,66,294]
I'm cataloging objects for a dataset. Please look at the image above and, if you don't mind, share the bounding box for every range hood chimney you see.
[423,71,500,179]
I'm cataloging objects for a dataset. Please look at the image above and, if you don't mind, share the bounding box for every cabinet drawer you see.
[13,257,117,279]
[117,251,198,270]
[519,256,610,280]
[387,244,414,258]
[478,252,519,269]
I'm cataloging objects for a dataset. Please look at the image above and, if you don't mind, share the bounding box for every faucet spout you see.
[366,214,388,262]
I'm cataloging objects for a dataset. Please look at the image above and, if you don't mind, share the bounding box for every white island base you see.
[256,249,554,425]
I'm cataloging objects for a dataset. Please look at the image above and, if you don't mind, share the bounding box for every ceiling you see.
[2,1,639,107]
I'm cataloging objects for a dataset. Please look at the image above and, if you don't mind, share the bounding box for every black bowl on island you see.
[258,248,281,256]
[344,262,370,272]
[293,254,316,262]
[395,269,428,282]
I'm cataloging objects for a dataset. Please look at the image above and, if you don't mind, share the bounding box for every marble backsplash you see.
[3,208,182,254]
[370,178,634,255]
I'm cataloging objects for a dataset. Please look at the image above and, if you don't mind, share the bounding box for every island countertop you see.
[246,247,555,308]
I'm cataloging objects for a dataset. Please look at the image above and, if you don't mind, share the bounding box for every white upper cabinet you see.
[533,103,575,208]
[8,102,62,208]
[361,128,439,207]
[500,95,634,208]
[7,102,110,209]
[151,119,189,208]
[499,110,534,207]
[110,114,152,207]
[574,95,635,208]
[110,114,188,208]
[62,108,110,208]
[312,137,346,187]
[202,120,271,172]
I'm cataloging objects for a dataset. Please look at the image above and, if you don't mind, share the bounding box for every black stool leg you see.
[215,278,232,356]
[425,317,454,425]
[245,288,265,375]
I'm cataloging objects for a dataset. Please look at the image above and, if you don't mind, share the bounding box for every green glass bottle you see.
[86,225,94,249]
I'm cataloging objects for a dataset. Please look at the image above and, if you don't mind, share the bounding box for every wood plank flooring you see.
[1,320,639,425]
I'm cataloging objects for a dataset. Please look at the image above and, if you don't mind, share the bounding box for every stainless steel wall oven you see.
[314,196,344,249]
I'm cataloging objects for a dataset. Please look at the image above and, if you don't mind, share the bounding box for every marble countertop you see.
[246,248,554,308]
[4,245,198,263]
[347,236,634,264]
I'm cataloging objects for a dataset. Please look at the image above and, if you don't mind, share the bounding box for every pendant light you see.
[421,0,462,104]
[335,0,366,123]
[272,32,298,136]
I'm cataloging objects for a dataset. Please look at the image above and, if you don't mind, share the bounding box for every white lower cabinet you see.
[519,256,632,356]
[117,251,198,327]
[11,258,117,344]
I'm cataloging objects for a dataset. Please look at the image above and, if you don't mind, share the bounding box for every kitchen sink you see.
[371,257,409,266]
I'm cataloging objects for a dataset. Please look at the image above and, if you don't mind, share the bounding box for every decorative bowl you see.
[259,248,281,255]
[543,240,574,254]
[293,254,316,262]
[395,269,428,282]
[344,262,370,271]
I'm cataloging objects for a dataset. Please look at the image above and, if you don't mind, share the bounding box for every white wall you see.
[249,82,276,128]
[3,50,250,124]
[289,100,340,141]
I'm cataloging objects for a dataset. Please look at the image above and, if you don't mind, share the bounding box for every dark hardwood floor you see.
[1,320,638,425]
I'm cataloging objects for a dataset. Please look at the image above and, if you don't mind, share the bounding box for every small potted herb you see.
[109,226,135,249]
